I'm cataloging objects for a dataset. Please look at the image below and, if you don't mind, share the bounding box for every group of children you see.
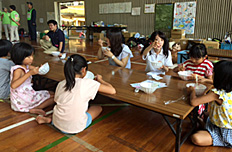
[97,30,232,148]
[0,5,20,42]
[0,39,116,134]
[0,28,231,148]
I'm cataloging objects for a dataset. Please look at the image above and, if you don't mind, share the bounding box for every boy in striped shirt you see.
[175,44,213,84]
[175,44,213,117]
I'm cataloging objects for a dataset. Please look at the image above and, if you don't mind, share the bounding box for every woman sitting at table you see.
[97,29,133,69]
[141,31,173,72]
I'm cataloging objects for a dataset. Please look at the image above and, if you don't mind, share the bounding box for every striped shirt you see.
[183,59,213,77]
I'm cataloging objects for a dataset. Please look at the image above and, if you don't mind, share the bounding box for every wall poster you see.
[173,1,197,34]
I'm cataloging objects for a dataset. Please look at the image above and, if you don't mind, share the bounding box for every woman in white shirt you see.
[142,31,173,72]
[97,29,133,69]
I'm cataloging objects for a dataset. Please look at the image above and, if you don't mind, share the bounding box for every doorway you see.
[60,1,85,26]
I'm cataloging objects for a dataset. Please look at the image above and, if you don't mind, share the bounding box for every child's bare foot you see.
[36,116,52,124]
[29,109,46,116]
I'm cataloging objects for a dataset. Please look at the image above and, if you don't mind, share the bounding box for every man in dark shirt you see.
[27,2,36,41]
[40,20,65,56]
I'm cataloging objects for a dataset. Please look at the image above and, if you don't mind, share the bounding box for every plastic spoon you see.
[196,75,198,88]
[164,95,186,105]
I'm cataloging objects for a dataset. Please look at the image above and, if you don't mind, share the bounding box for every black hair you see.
[189,44,207,59]
[47,20,57,26]
[106,29,123,57]
[9,5,16,10]
[0,40,12,57]
[64,54,88,91]
[27,2,33,6]
[141,31,169,58]
[11,42,34,65]
[172,42,180,48]
[213,60,232,93]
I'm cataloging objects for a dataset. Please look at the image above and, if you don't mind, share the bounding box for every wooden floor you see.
[0,38,231,152]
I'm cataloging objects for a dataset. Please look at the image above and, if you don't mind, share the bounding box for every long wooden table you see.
[34,50,205,152]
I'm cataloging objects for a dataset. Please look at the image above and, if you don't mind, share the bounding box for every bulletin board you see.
[154,3,174,32]
[99,2,132,14]
[132,7,141,16]
[173,1,197,34]
[144,4,155,13]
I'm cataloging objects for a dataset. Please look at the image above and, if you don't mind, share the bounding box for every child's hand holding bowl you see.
[98,39,103,47]
[103,49,114,58]
[29,67,39,75]
[95,74,103,81]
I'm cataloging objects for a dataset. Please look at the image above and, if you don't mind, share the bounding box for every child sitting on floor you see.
[171,42,181,63]
[36,54,116,134]
[189,60,232,148]
[10,42,54,115]
[0,40,14,99]
[174,44,213,84]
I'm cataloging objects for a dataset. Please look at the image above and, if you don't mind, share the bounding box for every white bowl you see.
[186,83,207,96]
[178,71,193,81]
[101,47,111,52]
[84,71,95,80]
[39,62,49,75]
[140,82,159,94]
[150,61,163,69]
[60,53,66,59]
[51,51,60,57]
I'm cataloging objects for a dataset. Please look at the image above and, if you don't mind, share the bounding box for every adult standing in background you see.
[9,5,20,42]
[0,10,3,39]
[2,7,11,40]
[27,2,36,41]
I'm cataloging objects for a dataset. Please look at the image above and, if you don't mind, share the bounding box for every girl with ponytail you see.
[36,54,116,134]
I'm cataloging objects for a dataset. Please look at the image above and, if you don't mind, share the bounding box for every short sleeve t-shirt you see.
[52,78,100,134]
[0,58,15,99]
[142,48,173,72]
[0,11,3,21]
[47,29,65,53]
[108,44,133,69]
[10,11,20,26]
[2,12,11,24]
[183,59,213,77]
[209,89,232,129]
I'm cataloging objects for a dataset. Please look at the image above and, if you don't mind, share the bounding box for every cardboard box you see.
[178,38,205,50]
[171,29,185,39]
[71,30,81,36]
[93,33,104,42]
[180,39,188,50]
[203,41,219,49]
[123,32,136,42]
[171,29,185,35]
[123,32,136,38]
[171,34,185,39]
[169,38,181,43]
[188,39,205,44]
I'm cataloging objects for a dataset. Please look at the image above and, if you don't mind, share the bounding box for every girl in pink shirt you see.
[36,54,116,134]
[10,42,55,115]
